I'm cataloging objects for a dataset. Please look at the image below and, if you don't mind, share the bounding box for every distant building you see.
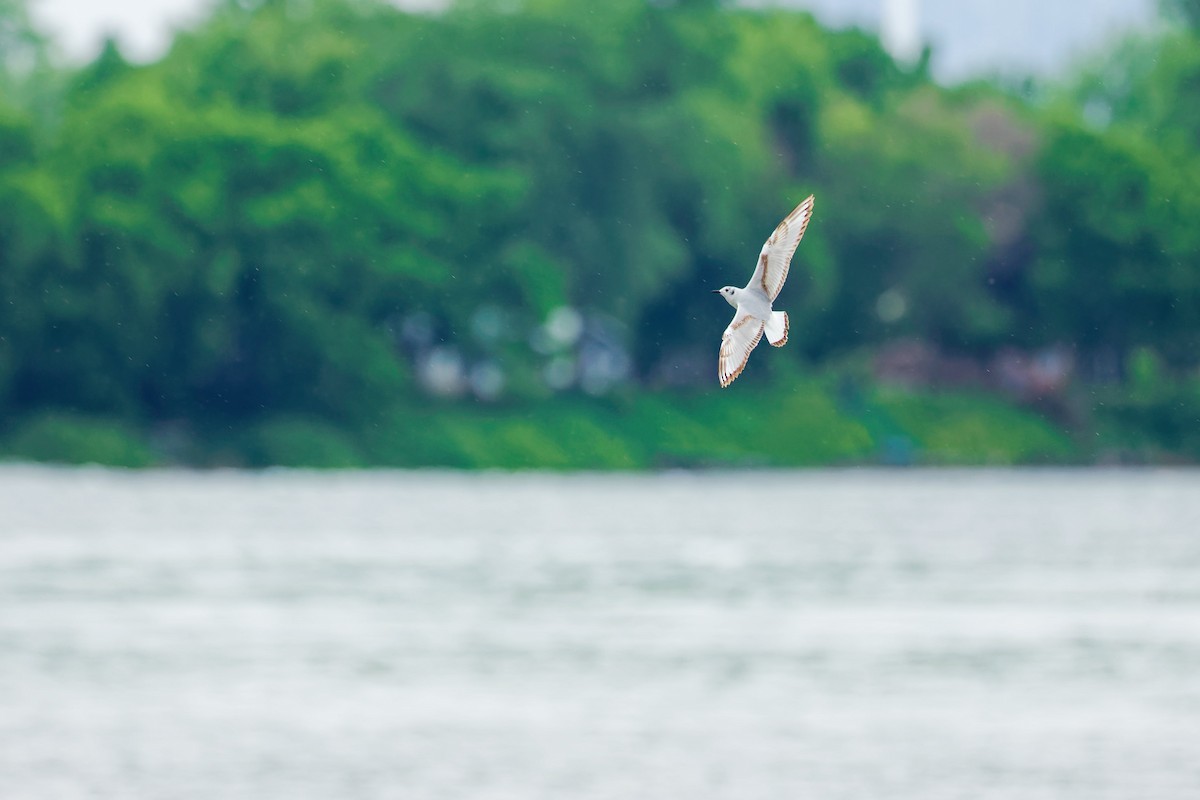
[881,0,921,63]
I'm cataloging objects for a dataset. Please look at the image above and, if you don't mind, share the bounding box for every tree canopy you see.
[1,0,1197,466]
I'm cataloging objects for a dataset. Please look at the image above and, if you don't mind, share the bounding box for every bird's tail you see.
[764,311,789,347]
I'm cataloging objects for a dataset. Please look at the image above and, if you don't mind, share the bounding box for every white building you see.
[881,0,922,63]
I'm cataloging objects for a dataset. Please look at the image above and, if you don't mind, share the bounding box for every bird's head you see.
[712,286,738,308]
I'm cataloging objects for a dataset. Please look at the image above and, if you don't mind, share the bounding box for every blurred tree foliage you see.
[0,0,1197,464]
[1037,9,1200,373]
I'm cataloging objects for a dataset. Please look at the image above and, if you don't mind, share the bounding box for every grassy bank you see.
[10,373,1171,469]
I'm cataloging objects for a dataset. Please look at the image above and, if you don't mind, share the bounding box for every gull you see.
[712,195,814,388]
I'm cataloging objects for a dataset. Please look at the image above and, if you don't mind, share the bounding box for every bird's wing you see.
[718,311,765,388]
[748,195,814,302]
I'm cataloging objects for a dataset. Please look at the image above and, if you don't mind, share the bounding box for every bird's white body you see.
[718,285,771,318]
[713,195,814,388]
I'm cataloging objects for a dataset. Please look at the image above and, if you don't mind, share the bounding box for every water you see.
[2,467,1198,800]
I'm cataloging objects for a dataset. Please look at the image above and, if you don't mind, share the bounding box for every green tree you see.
[5,11,518,424]
[1029,120,1200,370]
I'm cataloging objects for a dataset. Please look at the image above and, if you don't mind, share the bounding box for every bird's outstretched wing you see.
[718,311,765,388]
[749,194,814,302]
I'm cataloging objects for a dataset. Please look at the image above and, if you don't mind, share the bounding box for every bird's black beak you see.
[711,289,721,294]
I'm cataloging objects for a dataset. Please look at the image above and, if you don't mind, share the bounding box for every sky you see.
[788,0,1157,79]
[28,0,1157,82]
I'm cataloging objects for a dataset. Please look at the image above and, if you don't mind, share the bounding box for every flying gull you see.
[712,195,814,388]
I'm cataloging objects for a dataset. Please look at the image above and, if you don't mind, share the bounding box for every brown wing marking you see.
[769,311,789,348]
[719,317,765,388]
[762,195,814,301]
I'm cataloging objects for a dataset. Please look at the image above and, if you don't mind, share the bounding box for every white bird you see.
[712,195,814,388]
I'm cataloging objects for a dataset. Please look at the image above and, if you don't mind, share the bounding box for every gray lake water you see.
[1,467,1199,800]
